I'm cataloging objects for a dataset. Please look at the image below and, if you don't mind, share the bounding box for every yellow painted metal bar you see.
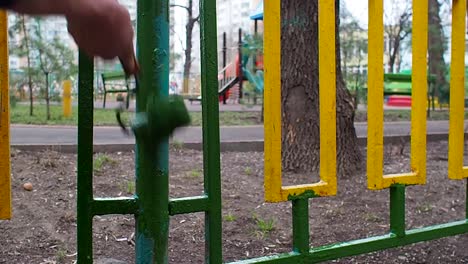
[408,0,428,185]
[367,0,428,190]
[263,0,282,202]
[317,0,337,195]
[367,0,385,189]
[448,0,467,180]
[263,0,337,202]
[0,11,11,220]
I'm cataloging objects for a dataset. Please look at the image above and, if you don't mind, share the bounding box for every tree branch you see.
[170,4,190,12]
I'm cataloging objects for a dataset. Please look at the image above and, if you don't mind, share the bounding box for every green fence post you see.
[135,0,170,262]
[77,52,95,263]
[292,199,309,254]
[390,185,406,237]
[199,0,222,262]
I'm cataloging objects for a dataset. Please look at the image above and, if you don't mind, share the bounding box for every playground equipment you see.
[1,0,467,263]
[0,10,10,220]
[195,29,264,104]
[384,72,437,107]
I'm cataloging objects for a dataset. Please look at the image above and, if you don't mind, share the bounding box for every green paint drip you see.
[288,190,319,201]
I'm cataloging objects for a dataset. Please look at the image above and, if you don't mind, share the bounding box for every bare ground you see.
[0,141,467,264]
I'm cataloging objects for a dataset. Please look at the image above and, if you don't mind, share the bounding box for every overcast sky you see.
[343,0,368,28]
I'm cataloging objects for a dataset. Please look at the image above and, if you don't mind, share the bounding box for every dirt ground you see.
[0,141,467,264]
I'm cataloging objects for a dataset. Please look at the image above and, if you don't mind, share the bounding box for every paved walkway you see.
[10,120,459,146]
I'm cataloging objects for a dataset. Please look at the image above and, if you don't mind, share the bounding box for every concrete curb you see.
[11,132,460,153]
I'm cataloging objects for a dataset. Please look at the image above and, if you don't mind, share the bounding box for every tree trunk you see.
[388,35,400,73]
[428,0,447,108]
[20,16,34,116]
[182,0,195,94]
[281,0,361,176]
[45,72,50,120]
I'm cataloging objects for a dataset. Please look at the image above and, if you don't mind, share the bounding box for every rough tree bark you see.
[281,0,361,176]
[428,0,448,107]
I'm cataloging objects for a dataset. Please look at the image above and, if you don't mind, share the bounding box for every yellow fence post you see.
[367,0,428,190]
[448,0,467,180]
[263,0,337,202]
[0,10,11,220]
[63,80,72,118]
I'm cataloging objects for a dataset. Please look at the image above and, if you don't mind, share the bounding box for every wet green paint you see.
[288,190,319,201]
[74,0,468,263]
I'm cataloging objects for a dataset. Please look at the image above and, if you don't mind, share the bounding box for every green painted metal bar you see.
[390,185,406,237]
[91,198,139,216]
[292,199,309,254]
[76,52,95,264]
[199,0,222,262]
[135,0,170,262]
[169,196,209,215]
[231,221,468,263]
[230,253,303,264]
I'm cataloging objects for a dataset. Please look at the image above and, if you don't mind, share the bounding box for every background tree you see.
[29,18,77,120]
[281,0,361,175]
[339,7,368,107]
[171,0,199,94]
[428,0,449,107]
[9,15,34,115]
[384,2,412,73]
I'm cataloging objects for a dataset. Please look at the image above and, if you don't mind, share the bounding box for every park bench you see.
[188,95,202,104]
[101,71,132,109]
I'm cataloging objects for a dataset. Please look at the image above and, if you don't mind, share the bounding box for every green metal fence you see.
[76,0,468,263]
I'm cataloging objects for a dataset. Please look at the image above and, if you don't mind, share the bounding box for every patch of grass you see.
[93,153,115,173]
[11,103,123,126]
[362,212,382,223]
[224,212,237,222]
[355,109,468,122]
[189,111,261,126]
[172,140,184,149]
[120,180,135,194]
[11,103,262,126]
[55,247,67,263]
[244,167,252,175]
[416,202,433,213]
[187,169,202,178]
[252,213,276,238]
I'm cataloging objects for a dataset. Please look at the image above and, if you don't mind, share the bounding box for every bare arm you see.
[7,0,74,15]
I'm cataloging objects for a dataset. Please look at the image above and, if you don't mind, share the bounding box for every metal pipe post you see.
[76,52,95,263]
[135,0,170,262]
[0,10,11,220]
[238,28,243,101]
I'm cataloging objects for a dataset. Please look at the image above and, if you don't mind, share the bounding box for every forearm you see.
[1,0,74,15]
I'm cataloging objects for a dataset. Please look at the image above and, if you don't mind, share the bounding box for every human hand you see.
[65,0,139,74]
[7,0,139,74]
